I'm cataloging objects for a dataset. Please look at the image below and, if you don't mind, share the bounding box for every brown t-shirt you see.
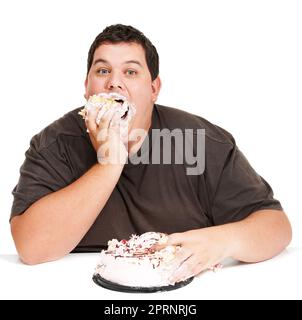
[11,104,282,252]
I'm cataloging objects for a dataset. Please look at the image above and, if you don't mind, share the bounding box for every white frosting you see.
[79,92,136,128]
[94,232,182,287]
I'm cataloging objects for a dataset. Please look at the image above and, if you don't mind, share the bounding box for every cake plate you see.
[92,274,194,293]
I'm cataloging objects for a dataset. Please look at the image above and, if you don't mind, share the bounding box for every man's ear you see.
[151,76,161,102]
[84,77,88,100]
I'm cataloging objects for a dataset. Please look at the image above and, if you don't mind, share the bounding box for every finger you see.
[162,247,193,280]
[123,107,135,124]
[170,258,221,283]
[110,109,122,129]
[169,255,200,284]
[99,107,118,130]
[173,247,193,265]
[152,232,186,251]
[125,111,135,132]
[86,107,100,133]
[96,105,112,125]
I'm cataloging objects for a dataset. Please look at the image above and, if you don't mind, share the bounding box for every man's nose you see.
[106,72,124,91]
[109,83,123,90]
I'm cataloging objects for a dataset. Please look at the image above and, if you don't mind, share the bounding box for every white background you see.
[0,0,301,297]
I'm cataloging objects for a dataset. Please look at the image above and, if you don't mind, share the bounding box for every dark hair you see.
[87,24,159,80]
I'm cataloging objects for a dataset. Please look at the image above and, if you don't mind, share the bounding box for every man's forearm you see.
[11,162,125,265]
[223,209,292,262]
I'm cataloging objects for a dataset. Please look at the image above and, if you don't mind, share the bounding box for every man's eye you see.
[97,69,109,75]
[126,70,137,76]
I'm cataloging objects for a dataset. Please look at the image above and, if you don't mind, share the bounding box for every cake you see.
[79,92,136,138]
[93,232,193,290]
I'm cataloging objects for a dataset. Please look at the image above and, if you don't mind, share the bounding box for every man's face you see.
[85,42,161,125]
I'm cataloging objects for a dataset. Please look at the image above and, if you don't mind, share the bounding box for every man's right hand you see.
[85,106,129,165]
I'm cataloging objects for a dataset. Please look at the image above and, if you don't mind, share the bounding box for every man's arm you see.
[11,105,129,265]
[222,209,292,262]
[155,210,292,283]
[11,162,125,265]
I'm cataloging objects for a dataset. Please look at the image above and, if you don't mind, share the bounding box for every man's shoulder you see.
[155,104,235,146]
[30,107,87,151]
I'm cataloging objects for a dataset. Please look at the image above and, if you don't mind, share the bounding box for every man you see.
[11,24,291,283]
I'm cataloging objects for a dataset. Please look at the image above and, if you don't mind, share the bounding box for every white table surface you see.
[0,247,301,300]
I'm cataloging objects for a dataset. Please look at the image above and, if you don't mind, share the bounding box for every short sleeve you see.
[10,139,74,220]
[211,145,283,225]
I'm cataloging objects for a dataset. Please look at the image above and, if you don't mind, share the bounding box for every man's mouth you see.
[111,98,127,118]
[106,92,127,103]
[107,93,129,119]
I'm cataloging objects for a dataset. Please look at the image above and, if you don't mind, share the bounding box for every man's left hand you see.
[155,227,232,283]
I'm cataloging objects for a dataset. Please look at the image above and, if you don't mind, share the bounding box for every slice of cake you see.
[79,92,136,126]
[93,232,193,290]
[79,92,136,143]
